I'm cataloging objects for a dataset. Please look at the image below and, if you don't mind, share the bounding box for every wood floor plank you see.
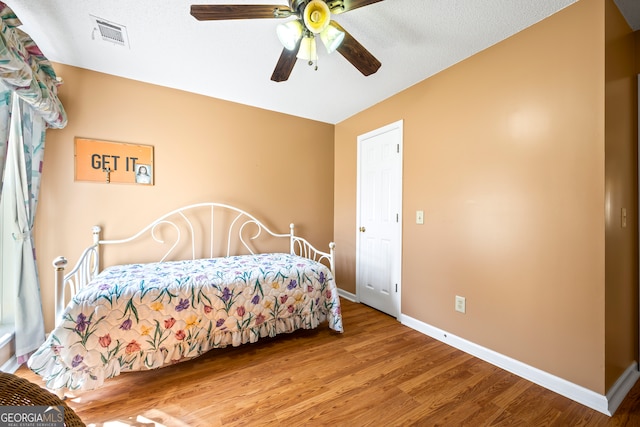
[13,298,639,426]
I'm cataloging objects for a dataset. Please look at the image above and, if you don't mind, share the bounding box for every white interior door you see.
[356,120,403,318]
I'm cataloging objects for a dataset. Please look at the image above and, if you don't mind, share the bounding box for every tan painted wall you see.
[335,0,637,394]
[635,31,640,73]
[31,0,637,398]
[604,1,639,390]
[35,64,335,332]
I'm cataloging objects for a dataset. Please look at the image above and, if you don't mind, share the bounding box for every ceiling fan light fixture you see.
[276,20,303,51]
[320,25,344,53]
[296,35,318,64]
[303,0,331,34]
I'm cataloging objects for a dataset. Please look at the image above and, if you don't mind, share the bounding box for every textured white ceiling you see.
[615,0,640,30]
[8,0,636,124]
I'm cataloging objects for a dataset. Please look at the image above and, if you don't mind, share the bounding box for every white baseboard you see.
[337,288,358,302]
[606,362,640,415]
[0,328,17,374]
[1,356,19,374]
[399,313,639,416]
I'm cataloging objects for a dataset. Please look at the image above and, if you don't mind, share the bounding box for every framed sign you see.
[75,138,154,185]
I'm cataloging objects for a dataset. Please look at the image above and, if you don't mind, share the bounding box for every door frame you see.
[355,119,403,318]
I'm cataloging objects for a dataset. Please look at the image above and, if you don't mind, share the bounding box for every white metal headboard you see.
[53,202,335,325]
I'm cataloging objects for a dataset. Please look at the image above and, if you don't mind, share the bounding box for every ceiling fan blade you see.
[330,0,384,14]
[190,4,293,20]
[271,41,301,82]
[331,21,381,76]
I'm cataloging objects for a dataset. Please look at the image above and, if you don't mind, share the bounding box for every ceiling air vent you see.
[90,15,129,48]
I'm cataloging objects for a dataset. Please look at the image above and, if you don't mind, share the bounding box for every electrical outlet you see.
[455,295,466,314]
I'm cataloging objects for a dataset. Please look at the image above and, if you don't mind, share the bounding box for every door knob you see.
[359,226,366,232]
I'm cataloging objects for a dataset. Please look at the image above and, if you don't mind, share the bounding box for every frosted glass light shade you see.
[276,20,303,51]
[320,25,344,53]
[303,0,331,34]
[296,35,317,62]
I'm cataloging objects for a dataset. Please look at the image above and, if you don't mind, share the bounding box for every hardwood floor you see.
[15,299,640,426]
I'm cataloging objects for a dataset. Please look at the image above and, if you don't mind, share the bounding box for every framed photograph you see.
[75,138,154,185]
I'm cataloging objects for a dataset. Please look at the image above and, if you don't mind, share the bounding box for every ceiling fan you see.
[190,0,383,82]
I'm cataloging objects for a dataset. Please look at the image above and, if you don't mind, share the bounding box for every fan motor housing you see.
[291,0,308,14]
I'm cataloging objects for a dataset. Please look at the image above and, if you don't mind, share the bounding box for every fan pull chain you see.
[314,38,318,71]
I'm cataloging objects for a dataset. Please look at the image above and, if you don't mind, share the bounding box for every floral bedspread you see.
[28,253,343,391]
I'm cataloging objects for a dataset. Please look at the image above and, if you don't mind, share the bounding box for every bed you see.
[27,203,343,393]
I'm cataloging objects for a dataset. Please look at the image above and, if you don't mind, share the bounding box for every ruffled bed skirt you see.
[30,311,339,392]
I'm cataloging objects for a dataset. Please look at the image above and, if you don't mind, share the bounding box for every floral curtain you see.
[0,2,66,196]
[0,90,9,190]
[0,3,67,363]
[7,94,46,362]
[0,4,66,129]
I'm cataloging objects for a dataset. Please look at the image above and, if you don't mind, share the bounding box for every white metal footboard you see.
[52,226,101,327]
[52,202,335,325]
[290,223,335,276]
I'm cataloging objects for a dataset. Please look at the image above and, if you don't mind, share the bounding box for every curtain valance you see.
[0,2,67,128]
